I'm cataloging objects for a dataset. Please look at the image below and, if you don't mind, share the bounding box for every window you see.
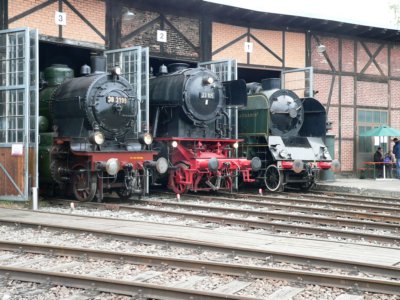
[357,109,388,153]
[0,31,27,144]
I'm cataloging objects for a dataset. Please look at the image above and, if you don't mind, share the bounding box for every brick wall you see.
[390,80,400,108]
[311,36,339,71]
[212,22,305,69]
[312,33,400,174]
[341,107,354,139]
[341,76,354,106]
[356,81,388,107]
[212,22,247,63]
[122,8,200,59]
[341,140,354,171]
[8,0,105,46]
[249,28,282,67]
[357,42,388,76]
[283,32,305,68]
[342,39,355,72]
[390,45,400,76]
[313,73,339,106]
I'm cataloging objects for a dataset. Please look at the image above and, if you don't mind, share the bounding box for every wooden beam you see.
[0,0,8,29]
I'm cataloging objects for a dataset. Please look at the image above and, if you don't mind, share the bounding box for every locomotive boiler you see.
[150,63,260,194]
[239,78,340,192]
[39,57,167,202]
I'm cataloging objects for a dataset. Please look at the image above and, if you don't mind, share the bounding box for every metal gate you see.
[0,28,39,201]
[105,47,150,134]
[281,67,314,98]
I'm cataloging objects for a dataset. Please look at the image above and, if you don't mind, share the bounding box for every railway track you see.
[47,195,400,245]
[0,223,399,297]
[3,189,400,298]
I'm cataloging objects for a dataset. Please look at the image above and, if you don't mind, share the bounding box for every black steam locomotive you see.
[39,57,167,202]
[239,78,340,192]
[149,63,260,194]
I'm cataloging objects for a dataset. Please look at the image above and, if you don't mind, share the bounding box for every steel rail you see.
[0,241,399,295]
[174,193,400,223]
[49,200,400,244]
[281,191,400,209]
[299,190,400,203]
[0,213,399,277]
[135,199,400,232]
[196,192,400,215]
[0,266,259,300]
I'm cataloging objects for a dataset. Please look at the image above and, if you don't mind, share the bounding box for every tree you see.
[389,1,400,28]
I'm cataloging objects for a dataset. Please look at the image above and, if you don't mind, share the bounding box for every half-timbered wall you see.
[8,0,105,47]
[311,33,400,172]
[121,7,200,60]
[212,22,305,69]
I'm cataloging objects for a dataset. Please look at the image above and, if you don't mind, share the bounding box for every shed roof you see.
[132,0,400,42]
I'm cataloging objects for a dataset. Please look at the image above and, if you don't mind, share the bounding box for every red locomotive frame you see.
[156,137,255,194]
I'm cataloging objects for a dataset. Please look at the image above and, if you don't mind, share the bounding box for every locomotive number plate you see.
[107,96,128,104]
[199,92,214,99]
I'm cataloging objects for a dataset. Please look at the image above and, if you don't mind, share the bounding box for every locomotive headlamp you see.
[232,142,239,149]
[112,66,122,76]
[139,133,153,145]
[204,77,214,85]
[171,141,178,148]
[89,131,105,145]
[106,158,120,176]
[279,149,289,159]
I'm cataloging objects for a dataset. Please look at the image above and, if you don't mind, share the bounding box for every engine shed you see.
[0,0,399,199]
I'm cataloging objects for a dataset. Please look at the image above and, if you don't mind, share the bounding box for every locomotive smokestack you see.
[158,64,168,75]
[261,78,281,91]
[90,55,107,73]
[80,64,91,76]
[168,63,189,73]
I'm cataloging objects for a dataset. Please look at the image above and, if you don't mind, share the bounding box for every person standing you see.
[384,150,396,178]
[373,147,384,177]
[393,138,400,179]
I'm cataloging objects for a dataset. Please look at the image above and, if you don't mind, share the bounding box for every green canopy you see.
[360,125,400,137]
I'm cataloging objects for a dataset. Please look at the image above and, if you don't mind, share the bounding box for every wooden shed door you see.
[0,28,39,201]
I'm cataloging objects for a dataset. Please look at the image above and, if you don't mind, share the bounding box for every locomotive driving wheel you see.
[72,170,97,202]
[169,163,189,194]
[264,165,283,192]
